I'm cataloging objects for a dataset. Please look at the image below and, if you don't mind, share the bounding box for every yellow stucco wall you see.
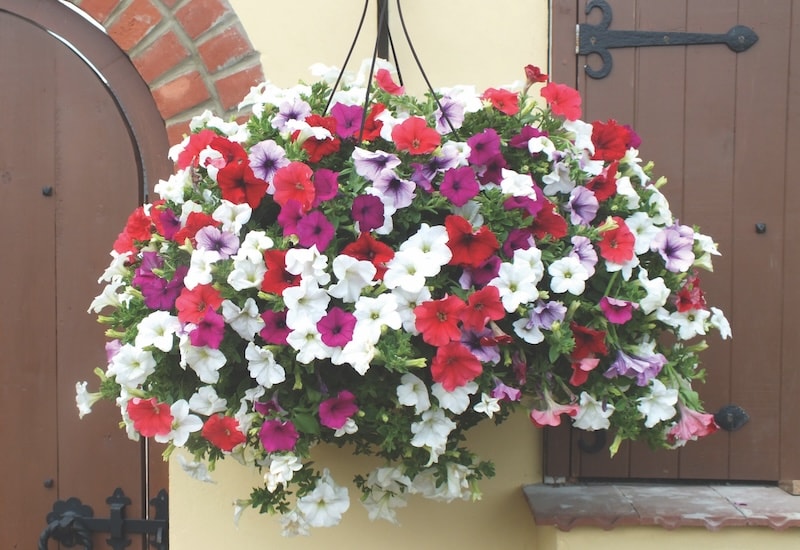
[170,2,800,548]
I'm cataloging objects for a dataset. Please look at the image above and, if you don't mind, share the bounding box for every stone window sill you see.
[523,483,800,531]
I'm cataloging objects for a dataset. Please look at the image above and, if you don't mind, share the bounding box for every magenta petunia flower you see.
[296,210,335,251]
[319,390,358,430]
[600,296,638,324]
[330,102,365,138]
[317,307,357,347]
[276,199,304,237]
[189,308,226,349]
[260,310,290,345]
[259,419,299,452]
[351,194,385,232]
[440,166,479,207]
[467,128,501,165]
[312,168,339,205]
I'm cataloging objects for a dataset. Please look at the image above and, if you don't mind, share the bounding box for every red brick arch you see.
[70,0,264,146]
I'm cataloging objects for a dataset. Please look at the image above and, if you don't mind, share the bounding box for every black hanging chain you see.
[324,0,458,141]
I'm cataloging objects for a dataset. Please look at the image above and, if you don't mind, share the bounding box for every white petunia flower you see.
[410,408,457,464]
[548,256,590,295]
[212,200,252,234]
[638,269,671,314]
[263,454,304,492]
[710,307,732,339]
[637,379,679,428]
[245,342,286,387]
[135,311,180,352]
[235,230,274,263]
[327,255,376,303]
[392,286,432,334]
[188,386,227,415]
[183,249,222,290]
[296,469,350,528]
[283,280,331,329]
[500,168,536,198]
[474,392,502,418]
[221,298,265,340]
[107,344,156,388]
[573,391,615,431]
[177,454,215,483]
[353,294,402,342]
[396,373,431,414]
[155,399,203,446]
[432,381,478,414]
[183,345,227,384]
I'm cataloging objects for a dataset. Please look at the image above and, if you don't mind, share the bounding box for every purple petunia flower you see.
[491,379,522,402]
[195,226,239,258]
[248,139,289,183]
[270,98,312,132]
[136,264,188,311]
[330,102,365,138]
[526,300,567,330]
[476,153,507,185]
[569,235,598,277]
[296,210,335,251]
[502,228,534,258]
[352,148,401,182]
[434,96,465,134]
[317,307,357,347]
[651,224,695,272]
[509,125,547,149]
[351,194,385,232]
[461,328,501,364]
[440,166,479,207]
[568,186,599,226]
[154,208,181,240]
[459,255,501,288]
[604,349,667,386]
[312,169,339,206]
[373,170,415,209]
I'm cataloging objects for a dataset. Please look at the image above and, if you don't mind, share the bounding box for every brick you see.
[175,0,229,39]
[107,0,163,52]
[214,64,264,111]
[74,0,118,24]
[166,121,192,148]
[132,30,190,84]
[152,71,211,120]
[197,24,252,74]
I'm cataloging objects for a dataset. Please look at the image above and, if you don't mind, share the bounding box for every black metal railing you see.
[38,488,167,550]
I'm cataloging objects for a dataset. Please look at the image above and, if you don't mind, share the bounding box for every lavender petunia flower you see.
[270,98,312,132]
[604,349,667,386]
[569,235,598,277]
[434,96,465,134]
[195,226,240,259]
[526,300,567,330]
[651,224,695,272]
[373,170,415,209]
[352,148,401,182]
[568,186,599,225]
[248,139,290,183]
[461,329,501,364]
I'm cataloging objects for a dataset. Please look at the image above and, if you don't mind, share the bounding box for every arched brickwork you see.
[69,0,264,146]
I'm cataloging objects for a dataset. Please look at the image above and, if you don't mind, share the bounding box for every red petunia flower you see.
[530,202,568,240]
[598,216,635,264]
[591,119,631,162]
[202,414,246,452]
[430,341,483,391]
[127,397,173,437]
[217,160,268,210]
[176,128,217,169]
[175,284,224,324]
[261,249,301,295]
[122,206,153,242]
[461,286,505,332]
[570,322,608,360]
[415,295,466,347]
[569,356,601,386]
[524,64,548,84]
[675,272,706,312]
[482,87,520,116]
[375,68,405,95]
[295,114,341,162]
[540,82,582,121]
[273,161,315,212]
[391,116,441,155]
[209,136,248,165]
[172,211,219,245]
[341,233,395,280]
[445,215,499,268]
[361,103,386,142]
[585,161,619,202]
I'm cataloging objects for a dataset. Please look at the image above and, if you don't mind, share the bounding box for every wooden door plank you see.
[53,28,148,525]
[727,0,791,480]
[779,0,800,482]
[0,12,59,547]
[676,0,738,480]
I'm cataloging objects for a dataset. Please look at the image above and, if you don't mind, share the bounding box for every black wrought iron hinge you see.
[577,0,759,79]
[38,488,168,550]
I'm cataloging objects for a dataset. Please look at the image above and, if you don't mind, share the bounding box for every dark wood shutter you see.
[546,0,800,483]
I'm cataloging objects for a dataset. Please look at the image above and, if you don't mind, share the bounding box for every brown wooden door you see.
[548,0,800,483]
[0,3,170,547]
